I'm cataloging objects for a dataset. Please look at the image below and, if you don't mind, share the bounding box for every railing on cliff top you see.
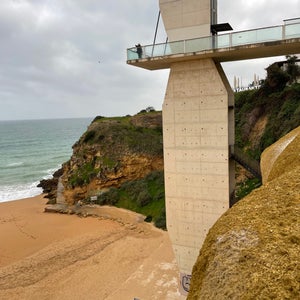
[230,145,262,180]
[127,19,300,60]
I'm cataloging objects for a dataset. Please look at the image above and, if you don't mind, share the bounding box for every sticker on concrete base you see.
[179,272,192,295]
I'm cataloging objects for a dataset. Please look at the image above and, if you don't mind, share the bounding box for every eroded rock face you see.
[61,153,163,204]
[37,168,63,204]
[40,112,164,204]
[188,127,300,300]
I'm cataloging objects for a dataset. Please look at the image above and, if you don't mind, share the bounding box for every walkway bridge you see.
[127,19,300,70]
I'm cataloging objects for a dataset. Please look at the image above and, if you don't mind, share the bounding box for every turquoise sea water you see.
[0,118,91,202]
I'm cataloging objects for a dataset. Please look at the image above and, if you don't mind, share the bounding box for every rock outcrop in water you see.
[187,126,300,299]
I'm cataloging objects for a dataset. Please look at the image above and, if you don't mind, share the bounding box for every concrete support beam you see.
[158,0,235,295]
[159,0,211,41]
[162,58,234,292]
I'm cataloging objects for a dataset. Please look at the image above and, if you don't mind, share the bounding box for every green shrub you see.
[144,215,153,222]
[92,116,105,123]
[236,178,261,200]
[235,89,256,109]
[96,187,119,205]
[137,190,152,207]
[69,162,98,187]
[102,157,116,169]
[235,83,300,159]
[98,134,105,141]
[94,170,166,229]
[83,130,96,143]
[154,208,166,230]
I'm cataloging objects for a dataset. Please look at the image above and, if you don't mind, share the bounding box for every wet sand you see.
[0,195,185,299]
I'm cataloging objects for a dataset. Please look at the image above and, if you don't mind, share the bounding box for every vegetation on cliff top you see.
[78,112,165,228]
[235,56,300,160]
[234,57,300,200]
[84,113,162,157]
[67,111,163,188]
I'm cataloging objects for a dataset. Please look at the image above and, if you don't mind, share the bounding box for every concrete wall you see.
[162,58,234,290]
[159,0,235,294]
[159,0,211,41]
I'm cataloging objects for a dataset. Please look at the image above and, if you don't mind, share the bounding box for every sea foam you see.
[0,182,42,203]
[0,118,91,203]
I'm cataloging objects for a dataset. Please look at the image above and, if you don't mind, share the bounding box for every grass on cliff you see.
[83,114,163,157]
[69,162,100,187]
[235,83,300,160]
[94,170,166,229]
[68,112,163,188]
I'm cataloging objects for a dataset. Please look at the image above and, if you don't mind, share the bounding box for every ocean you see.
[0,118,92,203]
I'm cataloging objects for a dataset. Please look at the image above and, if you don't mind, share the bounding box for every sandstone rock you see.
[57,112,163,205]
[261,126,300,184]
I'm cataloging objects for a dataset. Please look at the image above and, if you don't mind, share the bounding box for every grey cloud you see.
[0,0,298,120]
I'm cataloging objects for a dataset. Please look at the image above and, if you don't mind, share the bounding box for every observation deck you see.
[127,19,300,70]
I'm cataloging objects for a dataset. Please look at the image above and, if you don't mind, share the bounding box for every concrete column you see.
[159,0,212,41]
[162,58,234,293]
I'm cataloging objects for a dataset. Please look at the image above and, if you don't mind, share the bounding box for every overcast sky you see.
[0,0,299,120]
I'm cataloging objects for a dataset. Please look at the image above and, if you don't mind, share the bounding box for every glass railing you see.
[127,21,300,61]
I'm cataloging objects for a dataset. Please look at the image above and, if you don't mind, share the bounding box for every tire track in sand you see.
[0,229,127,290]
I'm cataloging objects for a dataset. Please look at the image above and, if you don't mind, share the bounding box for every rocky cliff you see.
[187,126,300,299]
[39,111,163,205]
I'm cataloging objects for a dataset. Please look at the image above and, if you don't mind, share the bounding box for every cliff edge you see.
[188,126,300,299]
[39,112,163,205]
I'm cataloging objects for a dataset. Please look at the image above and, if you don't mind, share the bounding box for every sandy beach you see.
[0,195,185,300]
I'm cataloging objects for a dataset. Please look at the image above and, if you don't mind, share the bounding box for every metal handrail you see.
[127,20,300,61]
[230,145,261,179]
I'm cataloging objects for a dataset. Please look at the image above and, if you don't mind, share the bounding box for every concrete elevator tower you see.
[127,1,300,293]
[159,0,234,291]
